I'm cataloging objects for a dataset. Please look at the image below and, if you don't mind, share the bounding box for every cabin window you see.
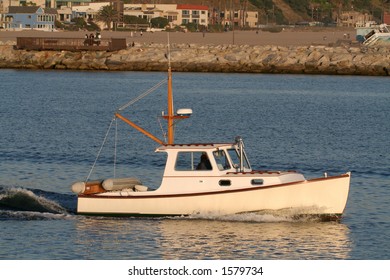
[213,150,231,171]
[227,148,250,170]
[175,152,212,171]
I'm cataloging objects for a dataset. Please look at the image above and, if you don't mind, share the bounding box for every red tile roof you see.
[177,4,208,11]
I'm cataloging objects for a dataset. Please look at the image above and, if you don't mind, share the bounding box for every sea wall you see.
[0,43,389,75]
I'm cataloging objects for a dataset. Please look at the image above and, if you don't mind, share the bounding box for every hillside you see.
[250,0,389,24]
[125,0,389,24]
[271,0,306,24]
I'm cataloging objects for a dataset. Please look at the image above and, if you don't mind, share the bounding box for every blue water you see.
[0,69,389,259]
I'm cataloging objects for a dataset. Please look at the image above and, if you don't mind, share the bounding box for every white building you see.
[71,2,110,21]
[57,6,72,23]
[124,3,208,27]
[124,4,167,22]
[220,9,259,28]
[245,11,258,28]
[177,4,208,26]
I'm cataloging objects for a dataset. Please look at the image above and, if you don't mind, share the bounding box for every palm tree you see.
[97,4,119,31]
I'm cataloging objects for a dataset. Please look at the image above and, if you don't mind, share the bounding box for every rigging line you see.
[157,116,167,143]
[117,78,167,112]
[85,116,116,183]
[114,118,118,178]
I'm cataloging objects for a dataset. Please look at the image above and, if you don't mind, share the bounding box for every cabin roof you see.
[156,143,234,152]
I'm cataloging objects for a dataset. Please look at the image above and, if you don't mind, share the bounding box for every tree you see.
[97,5,119,31]
[123,15,148,24]
[150,17,169,28]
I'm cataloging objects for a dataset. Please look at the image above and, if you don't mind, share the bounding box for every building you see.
[337,11,373,27]
[219,9,258,28]
[71,2,109,22]
[124,4,167,22]
[55,1,92,9]
[124,3,208,28]
[177,4,208,27]
[4,6,57,31]
[0,1,257,31]
[0,0,19,28]
[0,0,19,13]
[57,5,72,23]
[244,10,258,28]
[384,12,390,25]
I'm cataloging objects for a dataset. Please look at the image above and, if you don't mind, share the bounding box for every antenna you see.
[167,32,171,69]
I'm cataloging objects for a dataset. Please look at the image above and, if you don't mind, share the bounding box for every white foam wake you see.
[178,207,326,223]
[0,209,74,220]
[0,187,68,214]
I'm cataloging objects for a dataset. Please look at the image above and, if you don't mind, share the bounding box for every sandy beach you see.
[0,27,356,46]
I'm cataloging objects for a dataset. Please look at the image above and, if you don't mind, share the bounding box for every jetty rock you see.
[0,43,389,76]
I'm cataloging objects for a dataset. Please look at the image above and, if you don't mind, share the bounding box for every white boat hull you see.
[76,173,350,218]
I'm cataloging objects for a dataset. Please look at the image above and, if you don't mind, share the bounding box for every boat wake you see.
[182,208,329,223]
[0,209,75,220]
[0,186,76,220]
[186,213,297,223]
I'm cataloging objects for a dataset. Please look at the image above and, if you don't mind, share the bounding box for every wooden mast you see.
[167,65,174,144]
[166,35,175,145]
[162,37,190,144]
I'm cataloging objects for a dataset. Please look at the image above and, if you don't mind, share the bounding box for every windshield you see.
[227,148,250,170]
[213,150,231,171]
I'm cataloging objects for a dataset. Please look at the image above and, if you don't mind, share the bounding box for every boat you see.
[356,22,390,46]
[71,44,350,219]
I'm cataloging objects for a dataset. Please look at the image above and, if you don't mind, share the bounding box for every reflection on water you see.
[73,214,351,260]
[73,218,163,259]
[158,218,351,260]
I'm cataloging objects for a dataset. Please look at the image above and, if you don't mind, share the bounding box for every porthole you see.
[251,179,264,185]
[219,180,231,186]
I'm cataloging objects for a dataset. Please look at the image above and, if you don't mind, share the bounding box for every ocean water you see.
[0,69,389,260]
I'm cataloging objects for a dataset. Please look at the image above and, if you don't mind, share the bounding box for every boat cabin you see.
[157,142,251,176]
[153,138,304,194]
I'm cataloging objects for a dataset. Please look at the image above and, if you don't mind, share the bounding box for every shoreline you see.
[0,28,356,46]
[1,29,389,76]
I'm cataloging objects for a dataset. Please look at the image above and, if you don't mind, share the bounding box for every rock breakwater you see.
[0,43,389,75]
